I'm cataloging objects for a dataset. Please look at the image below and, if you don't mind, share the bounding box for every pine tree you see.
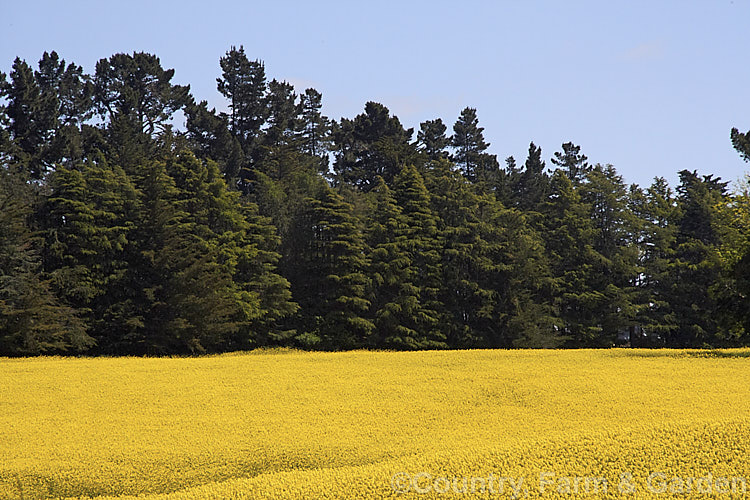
[164,152,297,348]
[550,142,589,185]
[34,51,94,168]
[731,127,750,162]
[285,185,373,349]
[366,176,421,348]
[263,79,297,150]
[0,168,92,355]
[41,155,139,351]
[630,177,679,345]
[2,57,51,179]
[543,170,603,346]
[94,52,190,137]
[185,99,243,186]
[392,165,446,348]
[216,46,268,155]
[0,71,11,160]
[417,118,449,161]
[667,170,726,347]
[450,107,499,184]
[517,142,549,213]
[256,79,301,181]
[297,88,331,173]
[494,156,522,207]
[332,102,416,191]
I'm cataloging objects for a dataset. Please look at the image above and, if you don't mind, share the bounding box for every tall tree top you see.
[417,118,449,161]
[450,107,497,183]
[216,45,268,144]
[94,52,191,136]
[551,142,589,184]
[731,127,750,162]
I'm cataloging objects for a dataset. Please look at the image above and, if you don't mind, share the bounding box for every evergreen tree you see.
[184,99,243,185]
[517,142,549,212]
[581,164,640,343]
[713,178,750,344]
[488,201,560,348]
[332,101,416,191]
[239,201,300,345]
[450,107,499,184]
[366,176,421,348]
[667,170,726,347]
[551,142,589,185]
[722,128,750,341]
[543,171,603,346]
[122,157,239,354]
[285,185,373,349]
[263,79,297,151]
[164,152,297,348]
[629,178,679,346]
[428,160,558,348]
[391,165,446,348]
[494,155,522,207]
[427,161,494,347]
[2,57,51,178]
[0,168,92,355]
[256,79,301,181]
[94,52,190,137]
[35,51,93,128]
[0,71,11,160]
[297,88,331,173]
[41,156,139,351]
[34,51,94,168]
[216,46,268,154]
[417,118,449,161]
[731,127,750,162]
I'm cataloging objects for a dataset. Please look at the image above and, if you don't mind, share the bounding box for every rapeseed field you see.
[1,349,749,499]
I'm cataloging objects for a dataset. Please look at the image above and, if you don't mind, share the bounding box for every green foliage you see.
[285,186,373,349]
[2,57,51,178]
[297,88,332,173]
[365,176,422,348]
[666,170,727,347]
[551,142,589,185]
[392,165,446,349]
[731,127,750,162]
[217,46,269,149]
[629,178,679,345]
[165,152,297,347]
[581,164,640,342]
[450,107,499,185]
[94,52,190,137]
[332,102,417,190]
[1,47,749,355]
[543,170,605,346]
[417,118,449,161]
[517,142,549,213]
[0,168,92,355]
[185,99,243,185]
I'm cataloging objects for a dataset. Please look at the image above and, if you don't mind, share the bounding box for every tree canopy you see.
[1,48,748,355]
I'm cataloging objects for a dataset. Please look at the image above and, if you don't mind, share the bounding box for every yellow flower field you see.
[1,349,749,499]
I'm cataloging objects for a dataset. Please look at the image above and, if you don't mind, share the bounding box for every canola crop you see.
[1,349,749,499]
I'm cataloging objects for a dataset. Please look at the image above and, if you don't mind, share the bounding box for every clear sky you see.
[3,0,750,188]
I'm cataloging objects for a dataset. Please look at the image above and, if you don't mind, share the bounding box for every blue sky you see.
[2,0,749,188]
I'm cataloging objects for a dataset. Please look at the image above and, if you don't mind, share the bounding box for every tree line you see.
[1,47,749,355]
